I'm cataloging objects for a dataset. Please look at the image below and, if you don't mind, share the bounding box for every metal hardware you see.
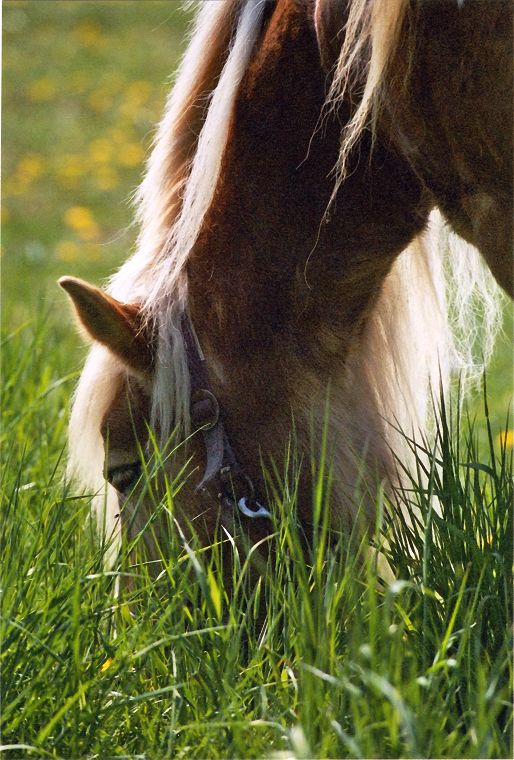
[220,468,272,520]
[182,311,272,521]
[237,497,272,519]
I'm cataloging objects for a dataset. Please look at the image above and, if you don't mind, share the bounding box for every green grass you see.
[2,2,513,758]
[1,313,512,758]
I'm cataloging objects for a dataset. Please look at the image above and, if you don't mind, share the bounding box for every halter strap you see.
[180,312,271,520]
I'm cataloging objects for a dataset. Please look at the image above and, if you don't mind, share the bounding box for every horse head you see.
[61,0,506,572]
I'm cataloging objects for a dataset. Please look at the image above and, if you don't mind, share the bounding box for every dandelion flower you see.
[74,21,102,48]
[498,430,514,448]
[118,143,144,168]
[89,138,113,164]
[64,206,99,241]
[100,657,113,673]
[18,154,44,180]
[27,77,57,102]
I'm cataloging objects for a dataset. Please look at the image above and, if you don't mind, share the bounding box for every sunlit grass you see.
[1,314,512,759]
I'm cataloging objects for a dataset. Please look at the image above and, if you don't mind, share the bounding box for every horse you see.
[60,0,510,570]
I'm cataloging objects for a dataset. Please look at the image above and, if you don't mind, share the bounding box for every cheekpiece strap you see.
[180,312,271,520]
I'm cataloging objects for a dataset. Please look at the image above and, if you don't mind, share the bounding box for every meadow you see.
[2,2,513,758]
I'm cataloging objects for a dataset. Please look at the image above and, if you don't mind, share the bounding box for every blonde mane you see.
[68,0,503,546]
[325,0,409,188]
[69,0,267,534]
[111,0,266,439]
[316,0,503,429]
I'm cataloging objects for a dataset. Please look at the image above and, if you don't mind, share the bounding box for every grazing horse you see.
[60,0,509,567]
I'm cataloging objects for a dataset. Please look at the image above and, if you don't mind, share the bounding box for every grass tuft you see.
[1,316,512,759]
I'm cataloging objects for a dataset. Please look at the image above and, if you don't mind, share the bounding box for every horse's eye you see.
[106,463,142,494]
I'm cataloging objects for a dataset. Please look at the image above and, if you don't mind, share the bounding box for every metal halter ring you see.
[237,497,272,519]
[219,469,272,520]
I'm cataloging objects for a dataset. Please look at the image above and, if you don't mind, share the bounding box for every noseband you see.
[181,313,271,520]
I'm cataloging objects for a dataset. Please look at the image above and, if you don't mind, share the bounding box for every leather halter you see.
[181,312,271,519]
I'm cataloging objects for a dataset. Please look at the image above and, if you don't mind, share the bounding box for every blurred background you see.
[3,0,191,320]
[2,0,512,435]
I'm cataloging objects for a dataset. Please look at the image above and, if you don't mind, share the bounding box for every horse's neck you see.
[384,0,513,295]
[188,0,334,354]
[181,0,429,520]
[187,0,425,383]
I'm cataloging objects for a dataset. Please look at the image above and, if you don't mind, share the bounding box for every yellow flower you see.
[56,240,80,262]
[55,154,88,188]
[498,430,514,448]
[27,77,57,102]
[125,80,152,105]
[73,21,102,47]
[118,83,152,119]
[3,155,43,196]
[118,143,144,168]
[64,206,94,229]
[100,657,113,673]
[89,88,112,113]
[89,138,113,164]
[17,154,44,181]
[64,206,99,241]
[109,128,128,145]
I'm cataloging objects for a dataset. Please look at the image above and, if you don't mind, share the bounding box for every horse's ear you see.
[314,0,345,72]
[59,276,154,375]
